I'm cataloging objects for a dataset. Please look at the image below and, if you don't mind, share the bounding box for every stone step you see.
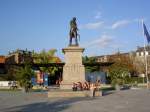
[48,90,102,98]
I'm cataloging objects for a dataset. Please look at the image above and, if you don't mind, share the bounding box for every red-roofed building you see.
[0,56,6,74]
[0,56,5,64]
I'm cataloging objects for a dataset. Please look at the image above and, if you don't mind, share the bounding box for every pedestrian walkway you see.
[0,89,150,112]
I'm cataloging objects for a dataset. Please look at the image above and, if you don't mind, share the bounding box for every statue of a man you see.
[69,17,79,46]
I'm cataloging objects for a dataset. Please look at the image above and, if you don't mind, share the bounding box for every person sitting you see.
[95,79,101,91]
[77,82,83,91]
[72,83,77,91]
[12,81,18,90]
[90,83,96,97]
[83,82,90,90]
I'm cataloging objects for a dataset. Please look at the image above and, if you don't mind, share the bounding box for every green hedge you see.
[0,76,7,81]
[130,77,145,84]
[124,77,145,84]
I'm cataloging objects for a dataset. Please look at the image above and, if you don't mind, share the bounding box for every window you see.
[145,51,148,56]
[141,52,144,56]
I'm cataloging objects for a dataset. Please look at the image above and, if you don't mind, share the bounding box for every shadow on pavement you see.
[102,90,114,96]
[1,97,96,112]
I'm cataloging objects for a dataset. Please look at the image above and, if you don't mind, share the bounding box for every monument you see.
[60,17,85,89]
[48,18,102,97]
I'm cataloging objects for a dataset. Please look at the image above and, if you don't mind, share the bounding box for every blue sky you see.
[0,0,150,59]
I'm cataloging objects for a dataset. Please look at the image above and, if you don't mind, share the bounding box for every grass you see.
[31,89,48,92]
[100,86,115,91]
[0,88,21,91]
[0,88,48,93]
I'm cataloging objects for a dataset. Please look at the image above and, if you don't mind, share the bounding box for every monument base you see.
[60,82,73,90]
[61,46,85,90]
[48,90,103,98]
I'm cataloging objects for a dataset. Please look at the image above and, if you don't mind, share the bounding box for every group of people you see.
[72,82,90,91]
[72,79,101,97]
[8,81,18,90]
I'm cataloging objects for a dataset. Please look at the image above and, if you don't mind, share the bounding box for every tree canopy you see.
[82,56,100,72]
[108,53,135,85]
[32,49,61,75]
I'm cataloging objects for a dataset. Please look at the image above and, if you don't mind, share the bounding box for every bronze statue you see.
[69,17,80,46]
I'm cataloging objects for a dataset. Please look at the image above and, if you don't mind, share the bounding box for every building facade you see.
[94,52,130,63]
[93,46,150,77]
[134,46,150,75]
[5,49,33,64]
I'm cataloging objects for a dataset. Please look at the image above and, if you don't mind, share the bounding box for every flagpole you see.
[142,20,149,89]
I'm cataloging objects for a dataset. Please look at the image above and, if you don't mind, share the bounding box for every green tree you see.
[108,54,133,86]
[5,65,19,81]
[108,62,130,86]
[32,49,60,76]
[82,56,100,72]
[16,63,35,92]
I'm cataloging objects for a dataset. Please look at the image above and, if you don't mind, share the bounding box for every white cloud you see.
[79,21,104,30]
[111,20,130,29]
[94,11,102,19]
[84,34,114,48]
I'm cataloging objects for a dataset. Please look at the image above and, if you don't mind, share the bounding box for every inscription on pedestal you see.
[61,46,85,89]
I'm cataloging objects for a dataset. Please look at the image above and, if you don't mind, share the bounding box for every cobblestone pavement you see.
[0,89,150,112]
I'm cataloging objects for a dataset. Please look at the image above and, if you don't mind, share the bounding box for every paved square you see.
[0,89,150,112]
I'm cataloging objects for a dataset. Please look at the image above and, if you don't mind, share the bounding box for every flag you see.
[143,22,150,43]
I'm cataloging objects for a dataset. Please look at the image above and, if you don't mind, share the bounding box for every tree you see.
[32,49,60,76]
[108,62,130,86]
[16,62,35,92]
[108,53,134,87]
[82,56,100,72]
[5,65,19,81]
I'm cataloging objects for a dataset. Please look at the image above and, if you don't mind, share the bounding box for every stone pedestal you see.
[60,46,85,89]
